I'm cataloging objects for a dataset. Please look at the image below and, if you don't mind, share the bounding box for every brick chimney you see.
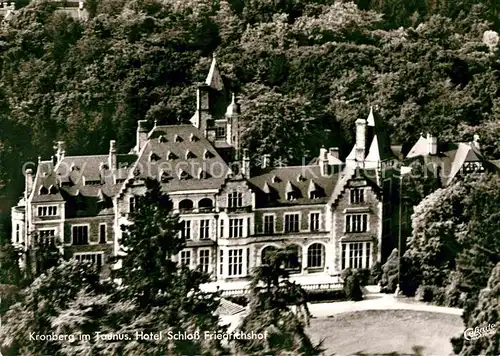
[427,133,437,155]
[242,148,250,177]
[25,168,33,200]
[261,154,271,169]
[109,140,116,170]
[473,134,481,151]
[329,147,339,159]
[355,118,367,166]
[136,120,148,152]
[319,147,328,176]
[55,141,65,164]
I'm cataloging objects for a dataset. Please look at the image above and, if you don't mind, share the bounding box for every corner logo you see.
[464,324,497,341]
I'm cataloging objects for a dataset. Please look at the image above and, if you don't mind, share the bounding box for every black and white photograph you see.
[0,0,499,355]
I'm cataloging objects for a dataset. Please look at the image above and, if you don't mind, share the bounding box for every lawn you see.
[307,310,464,356]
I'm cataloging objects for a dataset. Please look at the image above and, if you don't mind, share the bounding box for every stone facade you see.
[11,58,402,283]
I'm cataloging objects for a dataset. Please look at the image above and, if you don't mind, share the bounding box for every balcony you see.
[224,205,252,214]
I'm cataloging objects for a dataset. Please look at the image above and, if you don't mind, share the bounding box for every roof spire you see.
[367,105,375,127]
[205,54,224,91]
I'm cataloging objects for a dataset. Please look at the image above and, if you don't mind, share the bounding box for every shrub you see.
[344,274,363,301]
[370,262,383,284]
[380,249,399,293]
[415,285,434,302]
[306,289,346,303]
[341,268,353,280]
[353,268,372,286]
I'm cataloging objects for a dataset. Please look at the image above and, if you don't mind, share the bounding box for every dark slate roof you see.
[405,139,496,186]
[31,152,136,215]
[249,165,345,207]
[129,125,231,192]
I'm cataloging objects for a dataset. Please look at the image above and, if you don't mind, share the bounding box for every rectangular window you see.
[129,197,136,213]
[342,244,346,270]
[350,188,365,204]
[263,215,274,235]
[228,249,243,276]
[284,213,300,233]
[229,218,244,238]
[199,219,210,239]
[228,192,243,208]
[346,214,368,233]
[39,229,55,246]
[99,224,106,244]
[220,249,224,275]
[72,225,89,245]
[309,213,320,231]
[180,221,191,240]
[74,252,103,269]
[219,219,224,238]
[216,126,226,139]
[38,206,58,217]
[342,242,371,269]
[199,249,210,273]
[180,250,191,266]
[15,224,20,243]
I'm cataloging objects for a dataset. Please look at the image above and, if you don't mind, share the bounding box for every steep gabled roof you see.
[129,125,231,192]
[205,56,224,91]
[249,165,345,207]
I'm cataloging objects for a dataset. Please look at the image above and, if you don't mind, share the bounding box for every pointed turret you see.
[205,55,224,91]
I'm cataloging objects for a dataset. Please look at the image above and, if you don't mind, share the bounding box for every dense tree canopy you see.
[0,0,499,212]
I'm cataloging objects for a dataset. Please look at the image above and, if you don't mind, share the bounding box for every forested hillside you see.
[0,0,499,214]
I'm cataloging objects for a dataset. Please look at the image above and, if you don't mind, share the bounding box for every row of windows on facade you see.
[179,241,372,277]
[178,212,368,240]
[33,225,109,246]
[48,240,371,276]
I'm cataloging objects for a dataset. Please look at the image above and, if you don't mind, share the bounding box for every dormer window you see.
[160,170,172,183]
[167,151,178,160]
[70,163,78,171]
[272,175,281,183]
[308,180,324,199]
[39,186,49,195]
[159,135,167,143]
[190,133,199,142]
[297,174,306,182]
[285,181,300,201]
[198,170,212,179]
[174,135,183,143]
[186,151,196,159]
[179,170,192,180]
[149,152,161,162]
[48,185,58,194]
[204,150,215,159]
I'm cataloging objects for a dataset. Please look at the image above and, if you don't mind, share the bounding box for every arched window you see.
[178,199,194,211]
[198,198,213,209]
[261,246,277,265]
[284,245,301,272]
[307,243,325,269]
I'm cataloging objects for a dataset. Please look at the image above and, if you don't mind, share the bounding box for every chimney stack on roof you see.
[261,154,271,169]
[473,134,481,151]
[109,140,117,171]
[55,141,65,165]
[329,147,339,159]
[426,133,437,155]
[136,120,149,153]
[25,168,33,200]
[319,147,328,176]
[242,148,250,177]
[355,118,367,167]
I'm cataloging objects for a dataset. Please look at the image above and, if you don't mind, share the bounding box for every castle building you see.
[12,58,406,283]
